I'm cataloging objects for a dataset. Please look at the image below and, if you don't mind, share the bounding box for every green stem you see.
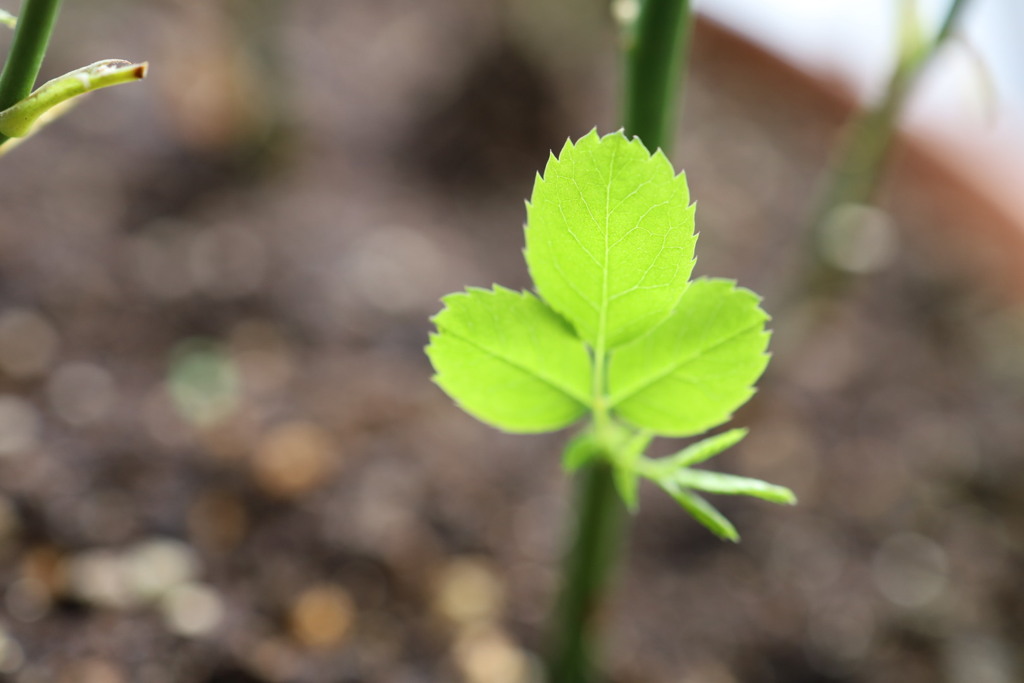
[0,0,63,146]
[546,461,625,683]
[802,0,972,294]
[935,0,970,44]
[623,0,693,154]
[545,2,693,680]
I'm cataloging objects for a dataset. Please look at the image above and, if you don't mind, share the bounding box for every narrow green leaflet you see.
[524,130,696,349]
[427,286,591,433]
[671,470,796,504]
[608,278,770,437]
[661,482,739,542]
[562,430,602,471]
[651,428,748,474]
[610,430,653,512]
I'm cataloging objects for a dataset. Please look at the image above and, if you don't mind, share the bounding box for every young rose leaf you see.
[607,278,770,437]
[671,470,796,505]
[661,482,739,542]
[614,466,640,512]
[524,130,696,350]
[563,430,602,471]
[427,286,591,433]
[610,431,653,512]
[652,428,748,475]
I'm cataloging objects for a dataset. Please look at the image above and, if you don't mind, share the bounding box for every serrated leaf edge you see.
[427,285,592,407]
[607,280,770,409]
[524,129,696,349]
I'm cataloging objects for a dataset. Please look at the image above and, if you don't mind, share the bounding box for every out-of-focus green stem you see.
[226,0,289,155]
[804,0,972,293]
[623,0,692,154]
[935,0,970,44]
[0,0,64,146]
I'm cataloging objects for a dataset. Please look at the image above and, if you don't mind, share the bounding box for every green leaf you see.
[653,428,748,474]
[672,470,796,505]
[614,465,639,512]
[607,278,770,437]
[562,430,602,471]
[0,10,16,29]
[662,481,739,542]
[610,430,653,512]
[427,286,591,433]
[524,129,696,349]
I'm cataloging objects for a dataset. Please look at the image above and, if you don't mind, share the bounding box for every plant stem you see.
[623,0,693,153]
[545,2,693,680]
[934,0,970,45]
[547,460,625,683]
[0,0,64,146]
[801,0,971,295]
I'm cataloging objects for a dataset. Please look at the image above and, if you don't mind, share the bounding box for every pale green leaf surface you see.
[672,469,796,504]
[427,286,591,433]
[524,130,696,349]
[662,482,739,542]
[608,278,770,437]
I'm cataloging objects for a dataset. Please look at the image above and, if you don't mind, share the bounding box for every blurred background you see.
[0,1,1022,682]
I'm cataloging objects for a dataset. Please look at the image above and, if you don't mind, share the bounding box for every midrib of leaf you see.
[439,328,590,406]
[607,318,764,408]
[593,144,617,410]
[599,146,615,351]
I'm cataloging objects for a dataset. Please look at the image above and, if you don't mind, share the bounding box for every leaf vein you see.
[445,328,590,405]
[608,318,764,407]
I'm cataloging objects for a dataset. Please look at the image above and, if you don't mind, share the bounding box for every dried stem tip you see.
[0,58,148,137]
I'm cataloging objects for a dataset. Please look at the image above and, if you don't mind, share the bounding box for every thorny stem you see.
[0,0,64,146]
[800,0,972,298]
[546,1,693,681]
